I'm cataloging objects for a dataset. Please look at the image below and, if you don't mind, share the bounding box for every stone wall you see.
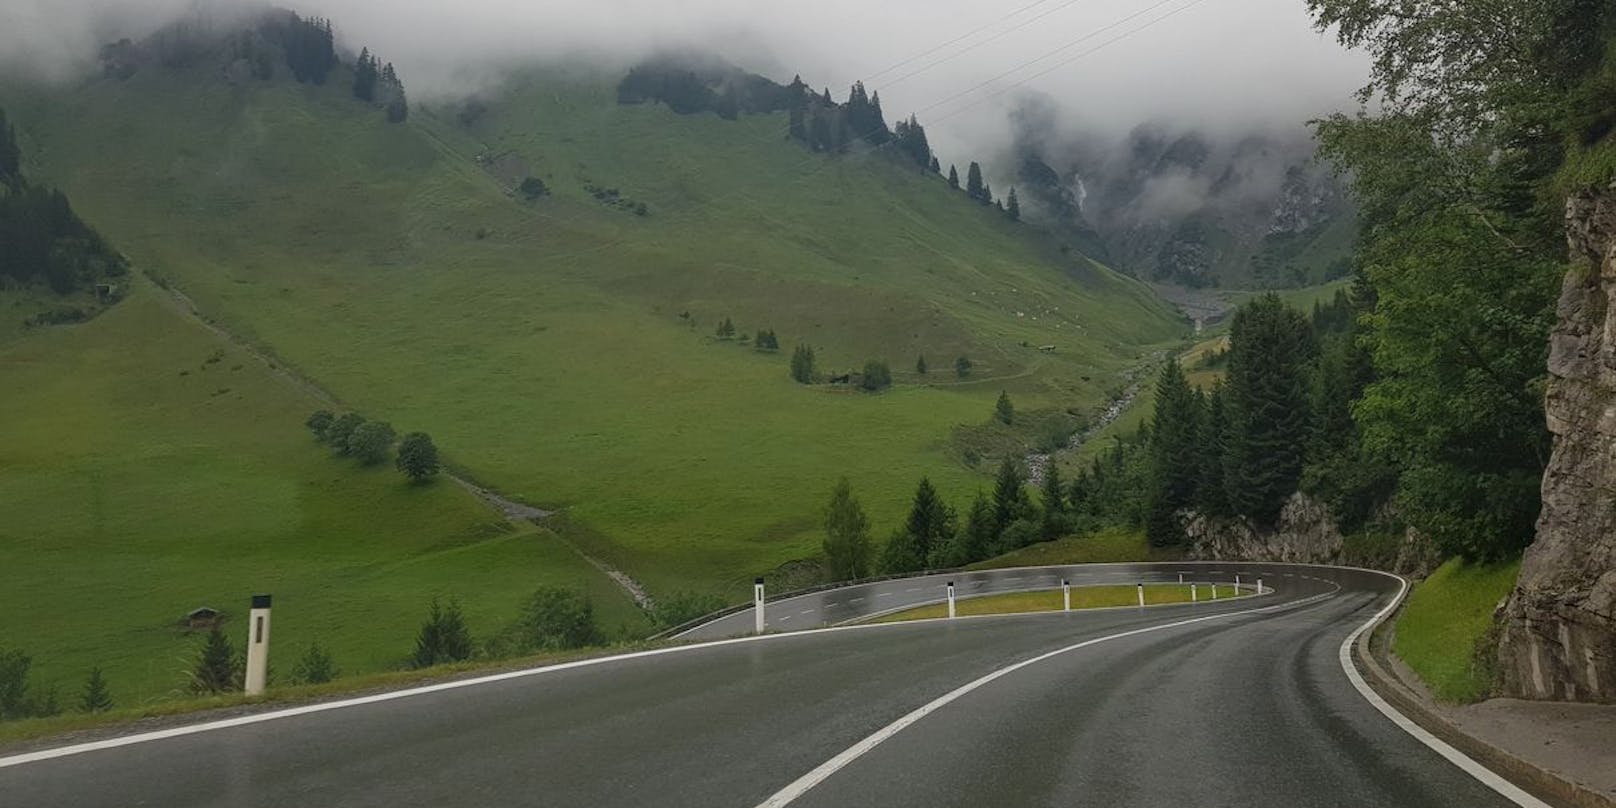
[1495,182,1616,703]
[1183,491,1437,576]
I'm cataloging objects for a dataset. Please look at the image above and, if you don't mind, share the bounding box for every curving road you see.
[0,562,1546,808]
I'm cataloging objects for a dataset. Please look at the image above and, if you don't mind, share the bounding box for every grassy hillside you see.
[1394,559,1521,702]
[0,283,647,703]
[1,59,1183,602]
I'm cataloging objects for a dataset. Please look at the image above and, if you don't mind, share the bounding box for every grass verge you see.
[1393,558,1521,703]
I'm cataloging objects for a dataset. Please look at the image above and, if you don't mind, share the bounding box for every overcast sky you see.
[2,0,1368,149]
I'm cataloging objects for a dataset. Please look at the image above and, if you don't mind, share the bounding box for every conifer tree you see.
[903,477,953,564]
[1006,187,1021,221]
[966,162,986,202]
[190,629,237,694]
[352,47,378,101]
[0,108,19,185]
[915,355,928,375]
[1223,295,1315,523]
[1197,380,1231,515]
[994,391,1015,425]
[948,164,960,190]
[79,666,113,713]
[790,344,816,383]
[942,492,996,566]
[411,598,473,668]
[1144,360,1202,546]
[823,478,872,580]
[991,457,1030,534]
[955,356,973,378]
[930,156,941,174]
[1040,463,1066,539]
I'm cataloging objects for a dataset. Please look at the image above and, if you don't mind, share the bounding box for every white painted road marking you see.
[1337,573,1550,808]
[753,599,1312,808]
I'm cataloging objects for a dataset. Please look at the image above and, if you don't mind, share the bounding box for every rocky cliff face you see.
[1182,492,1437,576]
[1495,181,1616,703]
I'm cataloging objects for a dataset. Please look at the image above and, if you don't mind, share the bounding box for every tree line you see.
[306,410,440,482]
[0,107,129,297]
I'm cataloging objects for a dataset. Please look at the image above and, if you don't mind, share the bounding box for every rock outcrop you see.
[1495,181,1616,703]
[1182,491,1438,576]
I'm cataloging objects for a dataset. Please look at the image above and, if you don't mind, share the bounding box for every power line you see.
[860,0,1061,85]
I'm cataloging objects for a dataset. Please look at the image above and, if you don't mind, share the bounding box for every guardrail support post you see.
[1062,579,1070,612]
[244,594,271,696]
[753,578,766,634]
[1137,583,1145,607]
[947,581,956,619]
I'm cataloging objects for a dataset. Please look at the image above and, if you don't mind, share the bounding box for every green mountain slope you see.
[0,50,1183,603]
[0,283,647,702]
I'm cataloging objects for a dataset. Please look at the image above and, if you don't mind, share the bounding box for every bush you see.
[790,344,816,384]
[0,649,32,720]
[518,177,549,200]
[290,643,339,685]
[511,588,599,651]
[412,598,473,668]
[955,356,973,378]
[651,591,727,627]
[994,391,1015,425]
[861,360,892,391]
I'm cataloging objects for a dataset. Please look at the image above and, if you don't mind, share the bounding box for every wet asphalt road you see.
[0,563,1522,808]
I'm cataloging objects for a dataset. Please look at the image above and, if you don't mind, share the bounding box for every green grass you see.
[0,284,648,705]
[1393,558,1522,703]
[967,528,1173,569]
[0,64,1183,604]
[873,583,1242,621]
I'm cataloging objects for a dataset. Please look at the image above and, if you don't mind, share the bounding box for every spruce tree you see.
[1006,187,1021,221]
[995,391,1015,425]
[903,477,953,564]
[953,492,996,565]
[955,356,973,378]
[1223,295,1315,523]
[1040,463,1066,539]
[790,344,816,383]
[823,478,872,580]
[1144,360,1202,546]
[191,629,237,694]
[412,598,473,668]
[352,48,378,101]
[916,354,927,375]
[948,164,960,190]
[966,162,986,201]
[79,666,113,713]
[930,156,941,174]
[991,457,1030,534]
[1197,380,1231,515]
[0,107,19,185]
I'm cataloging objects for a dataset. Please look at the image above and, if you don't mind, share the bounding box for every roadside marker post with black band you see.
[1062,579,1070,612]
[946,581,956,619]
[753,578,766,635]
[244,594,271,696]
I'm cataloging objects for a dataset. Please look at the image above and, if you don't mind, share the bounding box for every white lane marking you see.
[876,593,891,598]
[753,598,1315,808]
[780,616,793,622]
[850,598,865,604]
[1338,577,1551,807]
[799,609,814,615]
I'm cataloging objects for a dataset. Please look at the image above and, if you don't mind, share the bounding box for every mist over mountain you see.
[1002,94,1354,289]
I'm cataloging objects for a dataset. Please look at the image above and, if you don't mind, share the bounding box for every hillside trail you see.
[146,274,655,611]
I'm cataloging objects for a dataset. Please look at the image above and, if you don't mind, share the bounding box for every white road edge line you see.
[752,596,1322,808]
[1337,574,1550,808]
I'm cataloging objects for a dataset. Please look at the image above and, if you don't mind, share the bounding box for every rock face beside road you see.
[1181,492,1438,575]
[1496,182,1616,704]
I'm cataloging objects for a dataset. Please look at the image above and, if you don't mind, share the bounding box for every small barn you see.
[184,607,222,631]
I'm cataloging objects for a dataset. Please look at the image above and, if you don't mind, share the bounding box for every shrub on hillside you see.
[995,391,1015,425]
[861,360,892,392]
[651,591,728,628]
[790,344,816,384]
[305,409,335,439]
[290,643,338,685]
[509,588,599,651]
[955,356,973,378]
[323,412,366,450]
[80,667,113,713]
[412,598,473,669]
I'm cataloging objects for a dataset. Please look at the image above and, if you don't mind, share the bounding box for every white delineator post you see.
[1191,583,1198,602]
[1258,578,1264,595]
[244,594,271,696]
[1137,583,1145,607]
[1211,583,1219,600]
[753,578,766,634]
[946,581,956,619]
[1235,573,1242,593]
[1062,579,1071,612]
